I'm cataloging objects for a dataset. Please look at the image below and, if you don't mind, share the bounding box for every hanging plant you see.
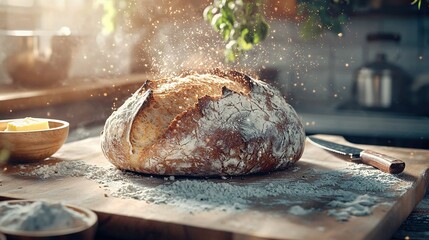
[203,0,270,63]
[204,0,350,62]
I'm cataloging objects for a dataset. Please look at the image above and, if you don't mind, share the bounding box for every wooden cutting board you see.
[0,135,428,240]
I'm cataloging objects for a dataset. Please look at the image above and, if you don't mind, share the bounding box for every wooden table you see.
[393,193,429,240]
[0,135,428,240]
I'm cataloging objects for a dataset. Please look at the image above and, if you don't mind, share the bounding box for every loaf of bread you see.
[101,69,305,176]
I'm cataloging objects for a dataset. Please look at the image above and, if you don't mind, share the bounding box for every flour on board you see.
[18,159,412,221]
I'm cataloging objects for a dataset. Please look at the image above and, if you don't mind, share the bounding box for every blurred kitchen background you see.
[0,0,428,148]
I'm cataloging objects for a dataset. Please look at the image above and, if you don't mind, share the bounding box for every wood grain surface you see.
[0,135,428,240]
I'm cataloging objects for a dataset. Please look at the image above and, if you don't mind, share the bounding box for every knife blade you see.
[307,136,405,174]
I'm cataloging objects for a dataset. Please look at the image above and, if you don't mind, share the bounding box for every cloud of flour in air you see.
[126,0,230,77]
[126,0,306,77]
[130,1,327,91]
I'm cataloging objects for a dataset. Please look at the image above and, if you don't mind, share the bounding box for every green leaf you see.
[203,5,214,22]
[226,39,237,49]
[228,28,236,41]
[241,27,254,44]
[255,20,269,43]
[221,5,235,25]
[225,40,238,62]
[211,13,224,31]
[204,0,270,62]
[220,23,232,41]
[238,30,254,51]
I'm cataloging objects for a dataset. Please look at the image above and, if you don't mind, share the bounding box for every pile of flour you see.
[0,201,89,231]
[19,160,412,221]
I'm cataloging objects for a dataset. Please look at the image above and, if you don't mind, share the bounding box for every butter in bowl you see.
[0,200,97,240]
[0,118,69,163]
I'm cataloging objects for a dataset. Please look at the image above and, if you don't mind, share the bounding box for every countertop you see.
[1,134,429,240]
[301,112,429,150]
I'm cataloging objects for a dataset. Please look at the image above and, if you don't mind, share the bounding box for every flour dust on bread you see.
[101,69,305,176]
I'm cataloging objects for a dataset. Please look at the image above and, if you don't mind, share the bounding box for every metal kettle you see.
[352,34,413,111]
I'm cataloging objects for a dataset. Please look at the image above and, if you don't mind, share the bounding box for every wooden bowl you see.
[0,200,97,240]
[0,118,69,163]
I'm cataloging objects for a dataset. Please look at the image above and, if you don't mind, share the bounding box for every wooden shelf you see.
[0,74,150,113]
[0,74,152,129]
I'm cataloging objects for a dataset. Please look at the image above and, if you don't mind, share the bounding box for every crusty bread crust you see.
[101,69,305,176]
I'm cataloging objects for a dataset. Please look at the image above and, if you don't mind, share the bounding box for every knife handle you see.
[360,150,405,174]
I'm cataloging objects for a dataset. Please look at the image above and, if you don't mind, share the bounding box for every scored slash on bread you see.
[101,69,305,176]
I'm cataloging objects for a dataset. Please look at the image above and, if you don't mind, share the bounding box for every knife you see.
[307,136,405,174]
